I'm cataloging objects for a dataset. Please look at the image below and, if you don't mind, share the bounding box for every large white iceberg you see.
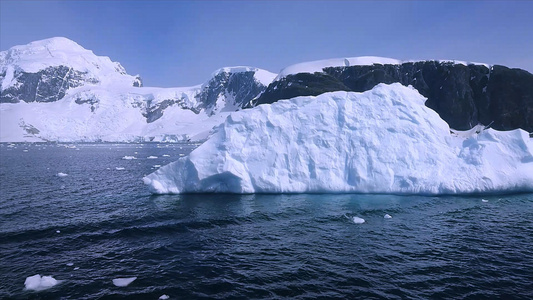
[143,83,533,195]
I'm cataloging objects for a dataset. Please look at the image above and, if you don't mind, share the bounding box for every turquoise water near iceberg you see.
[1,143,532,299]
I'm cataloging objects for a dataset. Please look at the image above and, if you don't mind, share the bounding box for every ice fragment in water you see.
[66,263,73,266]
[115,167,125,171]
[162,154,170,157]
[56,172,68,177]
[159,295,170,300]
[112,277,137,287]
[24,274,59,291]
[122,156,136,160]
[353,216,365,224]
[56,230,60,233]
[384,214,392,219]
[147,156,158,159]
[482,199,489,202]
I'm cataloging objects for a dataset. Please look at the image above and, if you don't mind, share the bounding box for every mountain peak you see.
[1,37,137,87]
[24,37,84,52]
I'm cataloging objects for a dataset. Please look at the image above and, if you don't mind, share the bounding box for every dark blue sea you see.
[1,143,532,299]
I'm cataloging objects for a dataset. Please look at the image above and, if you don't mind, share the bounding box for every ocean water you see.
[1,143,532,299]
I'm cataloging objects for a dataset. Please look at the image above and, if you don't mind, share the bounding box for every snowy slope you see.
[144,83,533,195]
[0,38,276,142]
[0,85,226,142]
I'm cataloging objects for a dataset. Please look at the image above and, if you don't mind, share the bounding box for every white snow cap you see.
[276,56,490,80]
[24,274,59,291]
[144,83,533,195]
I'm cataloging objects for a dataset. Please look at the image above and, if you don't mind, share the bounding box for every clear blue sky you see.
[1,0,532,87]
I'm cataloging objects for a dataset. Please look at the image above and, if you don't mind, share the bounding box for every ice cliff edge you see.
[143,83,533,195]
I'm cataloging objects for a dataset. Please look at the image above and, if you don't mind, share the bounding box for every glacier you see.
[143,83,533,195]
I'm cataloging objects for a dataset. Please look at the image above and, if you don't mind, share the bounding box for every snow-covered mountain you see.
[1,38,531,143]
[0,37,276,142]
[0,37,142,103]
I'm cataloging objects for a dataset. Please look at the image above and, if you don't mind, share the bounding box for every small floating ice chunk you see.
[112,277,137,287]
[57,172,68,177]
[24,274,58,291]
[66,263,73,266]
[147,156,158,159]
[159,295,170,300]
[353,216,365,224]
[115,167,125,171]
[162,154,170,157]
[23,149,29,152]
[56,230,60,234]
[482,199,489,203]
[122,156,136,160]
[153,165,161,168]
[384,214,392,219]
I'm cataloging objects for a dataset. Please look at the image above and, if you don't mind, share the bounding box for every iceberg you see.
[112,277,137,287]
[24,274,59,291]
[143,83,533,195]
[353,217,365,224]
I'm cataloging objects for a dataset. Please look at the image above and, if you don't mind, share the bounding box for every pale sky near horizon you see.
[1,0,532,87]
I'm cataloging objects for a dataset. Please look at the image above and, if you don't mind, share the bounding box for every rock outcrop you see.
[255,61,533,132]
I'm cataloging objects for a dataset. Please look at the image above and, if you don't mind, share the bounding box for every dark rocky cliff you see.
[0,65,143,103]
[196,70,270,115]
[254,62,533,132]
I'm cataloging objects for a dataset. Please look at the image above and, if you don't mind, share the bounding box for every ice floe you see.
[112,277,137,287]
[24,274,59,291]
[352,217,365,224]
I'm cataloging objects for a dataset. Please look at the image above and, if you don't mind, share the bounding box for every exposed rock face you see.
[0,66,99,103]
[196,69,271,115]
[255,62,533,132]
